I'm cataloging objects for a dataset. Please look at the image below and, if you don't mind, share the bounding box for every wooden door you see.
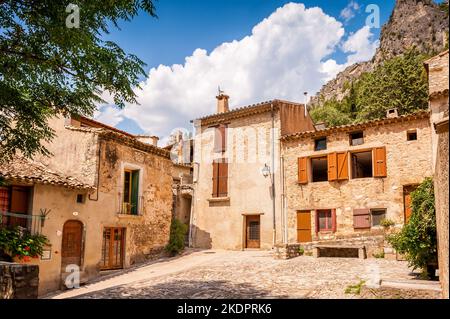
[297,211,312,243]
[61,220,83,268]
[101,227,125,270]
[245,216,260,249]
[404,185,418,223]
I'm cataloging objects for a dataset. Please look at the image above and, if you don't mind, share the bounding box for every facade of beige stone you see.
[191,96,314,250]
[281,112,432,244]
[1,116,173,296]
[425,50,449,299]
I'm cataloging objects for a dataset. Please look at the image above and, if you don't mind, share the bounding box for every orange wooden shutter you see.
[328,153,337,181]
[298,157,308,184]
[373,147,387,177]
[212,162,219,197]
[218,161,228,197]
[331,209,337,233]
[337,152,349,180]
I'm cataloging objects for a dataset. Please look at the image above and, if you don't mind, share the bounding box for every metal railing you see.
[117,193,144,216]
[0,211,45,235]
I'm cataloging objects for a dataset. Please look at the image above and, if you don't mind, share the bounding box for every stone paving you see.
[48,249,422,299]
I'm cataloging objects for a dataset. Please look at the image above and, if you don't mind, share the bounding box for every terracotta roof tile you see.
[0,157,95,190]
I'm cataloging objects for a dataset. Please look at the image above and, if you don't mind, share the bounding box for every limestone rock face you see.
[310,0,449,106]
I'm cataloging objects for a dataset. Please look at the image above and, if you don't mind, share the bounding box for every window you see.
[214,124,227,153]
[407,130,417,141]
[212,159,228,198]
[314,137,327,151]
[350,132,364,146]
[76,194,85,203]
[123,170,140,215]
[371,209,386,227]
[317,210,333,232]
[351,151,373,179]
[0,186,30,228]
[311,157,328,182]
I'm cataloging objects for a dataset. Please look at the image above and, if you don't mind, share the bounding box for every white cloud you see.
[95,2,379,144]
[94,105,124,127]
[342,25,379,65]
[340,1,360,22]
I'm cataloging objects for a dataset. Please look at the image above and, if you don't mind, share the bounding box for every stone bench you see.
[312,245,367,259]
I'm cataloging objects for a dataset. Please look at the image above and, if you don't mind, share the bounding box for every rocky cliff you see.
[310,0,449,106]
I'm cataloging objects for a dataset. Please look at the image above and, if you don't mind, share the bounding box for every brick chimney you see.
[216,93,230,113]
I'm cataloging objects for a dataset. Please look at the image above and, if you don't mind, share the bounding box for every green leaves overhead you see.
[0,0,157,162]
[310,49,430,127]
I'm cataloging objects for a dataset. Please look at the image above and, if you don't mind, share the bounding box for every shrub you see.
[0,227,49,262]
[165,219,188,256]
[298,247,305,256]
[387,177,437,278]
[380,218,395,228]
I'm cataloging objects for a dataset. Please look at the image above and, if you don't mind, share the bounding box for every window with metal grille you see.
[248,221,260,240]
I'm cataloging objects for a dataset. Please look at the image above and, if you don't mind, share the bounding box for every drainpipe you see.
[271,103,276,248]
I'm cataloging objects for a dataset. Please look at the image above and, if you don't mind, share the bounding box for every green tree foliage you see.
[310,49,429,127]
[387,178,437,278]
[165,219,188,256]
[0,1,156,163]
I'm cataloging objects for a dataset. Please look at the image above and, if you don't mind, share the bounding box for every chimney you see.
[150,136,159,146]
[216,93,230,113]
[136,135,159,146]
[386,108,398,118]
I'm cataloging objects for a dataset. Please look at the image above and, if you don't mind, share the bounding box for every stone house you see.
[190,94,315,250]
[425,49,449,298]
[280,110,432,246]
[0,115,173,296]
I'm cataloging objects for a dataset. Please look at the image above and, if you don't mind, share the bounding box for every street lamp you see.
[261,164,271,179]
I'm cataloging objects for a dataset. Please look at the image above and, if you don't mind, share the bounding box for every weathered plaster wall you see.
[282,117,432,243]
[192,111,283,250]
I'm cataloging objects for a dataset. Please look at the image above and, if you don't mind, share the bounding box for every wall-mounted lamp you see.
[261,164,271,178]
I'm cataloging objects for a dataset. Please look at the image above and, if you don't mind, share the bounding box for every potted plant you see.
[0,227,49,263]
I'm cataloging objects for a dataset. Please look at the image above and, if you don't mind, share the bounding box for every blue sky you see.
[96,1,397,141]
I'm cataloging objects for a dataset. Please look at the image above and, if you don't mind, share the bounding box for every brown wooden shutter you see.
[373,147,387,177]
[353,209,371,229]
[298,157,308,184]
[337,152,349,180]
[327,153,337,181]
[218,161,228,197]
[212,162,219,197]
[332,209,337,233]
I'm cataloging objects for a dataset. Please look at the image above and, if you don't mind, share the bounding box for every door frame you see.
[244,215,261,249]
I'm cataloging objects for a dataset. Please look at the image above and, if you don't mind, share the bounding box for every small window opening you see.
[371,209,386,227]
[350,132,364,146]
[314,137,327,151]
[311,156,328,182]
[351,151,373,179]
[407,131,417,141]
[76,194,85,203]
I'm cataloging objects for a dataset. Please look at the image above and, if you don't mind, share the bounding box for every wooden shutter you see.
[353,209,371,229]
[337,152,349,180]
[298,157,308,184]
[327,153,337,181]
[331,209,337,233]
[218,161,228,197]
[131,170,139,215]
[373,147,387,177]
[212,162,219,197]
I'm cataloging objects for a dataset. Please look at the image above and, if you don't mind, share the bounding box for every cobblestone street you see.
[47,249,425,299]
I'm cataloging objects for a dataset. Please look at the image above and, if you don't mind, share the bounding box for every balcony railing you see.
[117,194,144,216]
[0,211,45,235]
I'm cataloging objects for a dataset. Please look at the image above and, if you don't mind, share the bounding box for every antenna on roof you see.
[218,86,224,96]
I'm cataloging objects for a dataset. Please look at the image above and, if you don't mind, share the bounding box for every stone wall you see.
[0,262,39,299]
[282,116,432,243]
[273,244,303,259]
